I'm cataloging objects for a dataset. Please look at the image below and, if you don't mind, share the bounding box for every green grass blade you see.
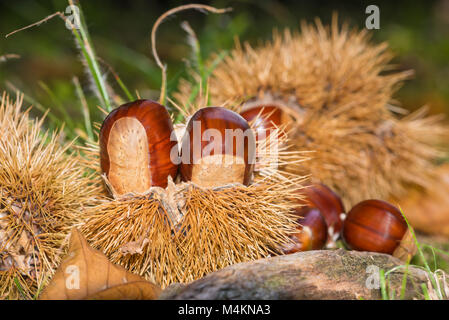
[97,57,135,102]
[73,76,94,141]
[400,263,409,299]
[13,277,26,300]
[421,283,431,300]
[38,81,75,130]
[422,244,449,257]
[379,269,389,300]
[186,50,228,107]
[399,206,443,299]
[68,0,112,112]
[182,21,205,83]
[5,81,61,126]
[114,73,134,101]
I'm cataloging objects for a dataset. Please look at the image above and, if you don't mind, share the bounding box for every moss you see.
[263,274,291,291]
[319,250,423,299]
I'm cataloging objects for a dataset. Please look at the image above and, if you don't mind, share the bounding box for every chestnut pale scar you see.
[191,154,246,188]
[106,117,151,194]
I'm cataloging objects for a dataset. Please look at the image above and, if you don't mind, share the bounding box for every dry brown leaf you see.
[86,281,160,300]
[39,229,161,300]
[392,164,449,237]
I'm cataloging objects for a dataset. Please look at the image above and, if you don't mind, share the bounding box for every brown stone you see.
[159,249,429,300]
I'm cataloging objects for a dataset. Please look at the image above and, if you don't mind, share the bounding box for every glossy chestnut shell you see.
[240,105,283,137]
[180,106,255,188]
[99,99,178,195]
[301,183,345,243]
[342,199,417,261]
[283,206,328,254]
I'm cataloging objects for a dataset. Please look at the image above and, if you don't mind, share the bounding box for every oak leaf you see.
[39,229,161,300]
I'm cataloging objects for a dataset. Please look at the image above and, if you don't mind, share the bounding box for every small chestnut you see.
[240,105,284,139]
[180,106,256,188]
[300,183,345,245]
[99,99,178,195]
[283,206,328,254]
[342,199,417,261]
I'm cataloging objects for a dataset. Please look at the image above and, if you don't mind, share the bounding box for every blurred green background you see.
[0,0,449,135]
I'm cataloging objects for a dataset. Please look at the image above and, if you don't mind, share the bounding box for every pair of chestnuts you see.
[285,184,417,261]
[100,99,257,195]
[283,183,344,253]
[100,100,288,195]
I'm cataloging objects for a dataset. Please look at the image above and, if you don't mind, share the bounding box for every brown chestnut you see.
[180,106,255,188]
[342,199,417,261]
[241,105,297,144]
[100,99,178,195]
[300,184,345,245]
[283,206,328,254]
[240,105,283,138]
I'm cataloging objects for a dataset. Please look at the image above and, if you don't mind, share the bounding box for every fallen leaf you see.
[86,281,160,300]
[39,229,161,300]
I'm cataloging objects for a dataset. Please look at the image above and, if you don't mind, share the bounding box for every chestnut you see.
[240,105,283,139]
[100,99,178,195]
[283,206,328,254]
[241,105,298,143]
[342,199,417,261]
[300,184,345,245]
[180,106,256,188]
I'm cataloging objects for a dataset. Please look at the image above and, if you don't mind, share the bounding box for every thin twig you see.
[0,54,20,63]
[5,12,64,38]
[150,4,232,105]
[6,3,113,112]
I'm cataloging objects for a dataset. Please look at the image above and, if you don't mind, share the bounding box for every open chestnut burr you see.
[180,106,256,188]
[99,99,178,195]
[342,199,417,261]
